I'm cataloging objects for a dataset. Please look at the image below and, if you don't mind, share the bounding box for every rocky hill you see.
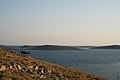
[0,48,109,80]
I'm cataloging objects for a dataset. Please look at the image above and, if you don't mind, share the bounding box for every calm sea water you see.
[14,49,120,80]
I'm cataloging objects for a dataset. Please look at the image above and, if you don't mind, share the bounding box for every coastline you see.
[0,48,109,80]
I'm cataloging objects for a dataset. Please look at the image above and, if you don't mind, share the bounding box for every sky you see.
[0,0,120,46]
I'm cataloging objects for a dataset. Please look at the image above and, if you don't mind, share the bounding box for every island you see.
[0,45,81,50]
[26,45,80,50]
[92,45,120,49]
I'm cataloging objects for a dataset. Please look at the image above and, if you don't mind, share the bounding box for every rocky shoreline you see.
[0,48,109,80]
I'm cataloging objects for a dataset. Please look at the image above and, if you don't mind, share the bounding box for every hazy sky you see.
[0,0,120,45]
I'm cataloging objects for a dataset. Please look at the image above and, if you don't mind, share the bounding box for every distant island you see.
[92,45,120,49]
[0,45,80,50]
[2,45,120,50]
[21,45,80,50]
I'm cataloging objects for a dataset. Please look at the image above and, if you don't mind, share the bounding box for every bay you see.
[13,49,120,80]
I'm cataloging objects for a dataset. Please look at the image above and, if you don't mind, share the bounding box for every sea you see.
[13,49,120,80]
